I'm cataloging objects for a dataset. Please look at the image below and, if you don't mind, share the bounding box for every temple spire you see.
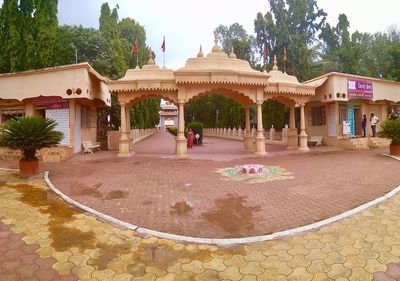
[197,45,204,57]
[212,31,222,53]
[272,54,278,71]
[229,47,237,59]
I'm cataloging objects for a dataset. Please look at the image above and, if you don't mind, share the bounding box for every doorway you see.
[354,107,362,136]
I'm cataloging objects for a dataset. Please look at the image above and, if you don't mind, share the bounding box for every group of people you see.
[361,113,379,137]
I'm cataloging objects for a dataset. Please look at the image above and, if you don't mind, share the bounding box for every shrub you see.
[0,116,63,161]
[186,122,204,144]
[378,118,400,145]
[167,127,177,136]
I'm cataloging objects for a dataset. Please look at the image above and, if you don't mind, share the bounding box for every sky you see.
[25,0,400,70]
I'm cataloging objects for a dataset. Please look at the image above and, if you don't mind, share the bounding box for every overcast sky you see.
[24,0,400,69]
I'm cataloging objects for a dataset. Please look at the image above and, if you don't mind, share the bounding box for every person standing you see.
[187,128,194,148]
[370,113,379,137]
[362,114,367,137]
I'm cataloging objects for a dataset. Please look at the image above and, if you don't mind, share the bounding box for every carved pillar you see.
[118,101,130,157]
[255,101,266,155]
[69,99,75,148]
[298,104,310,152]
[24,99,34,117]
[176,100,187,159]
[287,105,298,149]
[244,106,253,152]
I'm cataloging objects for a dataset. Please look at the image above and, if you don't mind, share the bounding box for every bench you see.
[307,136,323,147]
[82,141,101,154]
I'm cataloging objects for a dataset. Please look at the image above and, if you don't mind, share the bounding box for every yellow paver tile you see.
[364,259,387,273]
[52,251,73,263]
[306,249,328,261]
[194,269,219,281]
[52,261,75,275]
[244,250,266,262]
[114,273,134,281]
[287,267,313,281]
[69,253,91,267]
[378,251,400,264]
[339,245,360,256]
[241,274,257,281]
[224,255,247,268]
[307,259,331,274]
[348,267,373,281]
[91,268,117,280]
[166,262,182,275]
[343,254,367,269]
[288,244,310,256]
[203,257,226,271]
[218,266,243,281]
[181,260,205,274]
[239,261,264,275]
[145,266,167,278]
[71,265,96,280]
[324,252,346,265]
[327,263,351,279]
[287,255,311,268]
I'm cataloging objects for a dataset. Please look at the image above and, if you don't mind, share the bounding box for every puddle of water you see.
[89,242,132,270]
[10,184,97,251]
[170,201,193,216]
[70,182,103,198]
[202,194,261,237]
[105,190,129,200]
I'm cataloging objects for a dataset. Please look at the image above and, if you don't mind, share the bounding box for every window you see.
[339,106,348,124]
[81,106,91,128]
[311,106,326,126]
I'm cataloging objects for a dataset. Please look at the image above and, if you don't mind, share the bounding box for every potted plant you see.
[378,118,400,155]
[0,116,63,177]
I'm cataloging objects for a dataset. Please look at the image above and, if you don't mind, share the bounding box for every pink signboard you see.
[347,79,373,99]
[31,96,69,109]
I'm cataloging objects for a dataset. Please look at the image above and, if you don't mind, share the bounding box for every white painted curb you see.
[1,153,399,246]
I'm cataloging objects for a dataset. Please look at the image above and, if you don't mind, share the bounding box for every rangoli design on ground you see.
[216,164,293,183]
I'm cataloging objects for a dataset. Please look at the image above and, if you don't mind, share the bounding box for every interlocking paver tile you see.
[0,138,399,280]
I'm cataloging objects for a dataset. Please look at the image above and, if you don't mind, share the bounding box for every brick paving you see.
[1,131,399,239]
[1,167,400,280]
[3,131,397,239]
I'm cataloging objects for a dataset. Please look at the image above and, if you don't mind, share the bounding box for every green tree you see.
[0,0,23,72]
[34,0,58,68]
[254,0,326,81]
[99,3,126,79]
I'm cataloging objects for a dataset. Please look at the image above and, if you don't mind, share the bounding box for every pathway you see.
[1,169,400,280]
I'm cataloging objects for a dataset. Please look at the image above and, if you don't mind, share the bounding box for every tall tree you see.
[34,0,58,68]
[254,0,326,81]
[20,0,36,70]
[99,3,126,79]
[0,0,23,72]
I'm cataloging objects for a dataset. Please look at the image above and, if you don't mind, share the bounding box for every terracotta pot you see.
[390,144,400,155]
[19,159,39,177]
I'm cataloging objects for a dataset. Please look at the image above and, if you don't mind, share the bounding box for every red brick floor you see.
[0,221,78,281]
[1,131,399,238]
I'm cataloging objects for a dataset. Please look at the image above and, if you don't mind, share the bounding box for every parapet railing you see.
[204,127,289,146]
[107,128,157,151]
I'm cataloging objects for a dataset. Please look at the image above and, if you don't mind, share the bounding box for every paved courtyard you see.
[2,131,397,238]
[1,167,400,280]
[1,132,400,280]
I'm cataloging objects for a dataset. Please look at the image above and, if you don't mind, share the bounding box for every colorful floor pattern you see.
[216,165,293,184]
[1,169,400,280]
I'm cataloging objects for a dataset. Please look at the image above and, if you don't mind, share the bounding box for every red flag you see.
[263,43,268,63]
[131,38,138,55]
[161,36,165,52]
[284,46,287,61]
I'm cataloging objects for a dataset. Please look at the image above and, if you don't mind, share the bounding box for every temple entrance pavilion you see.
[108,37,318,159]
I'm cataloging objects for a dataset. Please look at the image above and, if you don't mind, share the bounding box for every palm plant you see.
[378,118,400,145]
[0,116,63,161]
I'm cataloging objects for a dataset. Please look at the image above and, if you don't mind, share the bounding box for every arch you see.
[116,90,178,107]
[185,86,256,107]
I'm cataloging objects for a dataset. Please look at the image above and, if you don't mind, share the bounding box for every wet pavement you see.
[1,169,400,280]
[1,132,397,238]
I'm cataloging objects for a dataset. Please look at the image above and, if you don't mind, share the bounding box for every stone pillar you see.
[24,100,34,117]
[298,104,310,152]
[69,99,75,148]
[118,101,130,157]
[244,106,253,152]
[176,100,187,159]
[287,105,298,149]
[255,101,266,155]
